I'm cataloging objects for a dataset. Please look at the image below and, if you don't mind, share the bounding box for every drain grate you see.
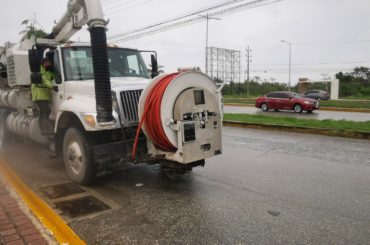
[40,183,86,199]
[54,196,111,218]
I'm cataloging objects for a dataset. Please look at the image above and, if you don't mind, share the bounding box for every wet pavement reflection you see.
[3,127,370,244]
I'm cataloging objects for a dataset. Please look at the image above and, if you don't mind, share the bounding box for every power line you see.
[104,0,143,12]
[294,39,370,45]
[125,0,282,41]
[253,61,370,66]
[108,0,250,39]
[108,0,282,42]
[103,0,126,7]
[252,67,361,73]
[106,0,155,15]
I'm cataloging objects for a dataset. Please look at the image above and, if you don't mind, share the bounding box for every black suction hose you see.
[89,27,114,123]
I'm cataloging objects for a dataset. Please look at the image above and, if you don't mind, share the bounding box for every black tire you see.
[261,103,269,112]
[307,110,313,113]
[294,104,303,113]
[63,127,96,185]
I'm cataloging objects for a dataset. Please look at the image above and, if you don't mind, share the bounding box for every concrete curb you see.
[319,107,370,113]
[223,120,370,140]
[0,159,86,245]
[224,103,370,113]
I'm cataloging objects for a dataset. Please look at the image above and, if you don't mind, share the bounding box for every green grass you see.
[224,98,256,104]
[224,94,258,99]
[224,113,370,133]
[316,100,370,109]
[341,95,370,100]
[223,98,370,109]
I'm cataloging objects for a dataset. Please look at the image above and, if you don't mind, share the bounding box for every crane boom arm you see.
[47,0,114,123]
[51,0,106,42]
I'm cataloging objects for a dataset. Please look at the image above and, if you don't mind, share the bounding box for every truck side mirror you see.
[151,54,158,78]
[53,51,62,84]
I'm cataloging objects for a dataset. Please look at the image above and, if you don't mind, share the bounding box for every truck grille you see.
[120,90,142,123]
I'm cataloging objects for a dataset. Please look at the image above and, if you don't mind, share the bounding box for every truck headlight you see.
[84,114,96,128]
[304,101,310,104]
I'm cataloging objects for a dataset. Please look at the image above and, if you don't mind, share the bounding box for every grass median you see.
[223,98,370,109]
[224,113,370,133]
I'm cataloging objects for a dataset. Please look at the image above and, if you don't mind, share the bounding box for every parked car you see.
[303,90,330,100]
[255,91,319,113]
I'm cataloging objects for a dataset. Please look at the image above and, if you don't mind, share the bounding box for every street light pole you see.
[205,13,209,75]
[281,40,292,92]
[245,46,252,97]
[206,13,209,50]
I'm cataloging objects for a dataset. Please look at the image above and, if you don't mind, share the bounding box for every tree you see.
[335,67,370,97]
[147,64,165,77]
[351,67,370,79]
[19,19,46,41]
[222,77,291,97]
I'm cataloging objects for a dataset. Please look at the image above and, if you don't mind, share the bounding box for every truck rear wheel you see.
[63,128,96,185]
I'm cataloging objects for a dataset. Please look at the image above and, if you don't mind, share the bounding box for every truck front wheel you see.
[63,128,96,185]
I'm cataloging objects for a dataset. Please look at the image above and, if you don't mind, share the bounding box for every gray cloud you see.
[1,0,369,84]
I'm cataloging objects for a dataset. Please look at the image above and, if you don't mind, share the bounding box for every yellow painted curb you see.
[0,159,86,245]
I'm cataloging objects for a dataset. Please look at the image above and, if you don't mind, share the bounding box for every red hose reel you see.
[131,73,180,159]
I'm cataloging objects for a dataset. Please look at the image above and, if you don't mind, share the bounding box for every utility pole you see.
[205,13,209,75]
[200,13,221,75]
[245,46,252,97]
[281,40,292,92]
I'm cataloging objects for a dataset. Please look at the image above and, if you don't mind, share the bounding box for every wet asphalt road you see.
[225,105,370,122]
[2,127,370,244]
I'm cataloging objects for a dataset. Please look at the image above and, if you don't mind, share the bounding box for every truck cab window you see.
[62,47,149,81]
[127,55,140,75]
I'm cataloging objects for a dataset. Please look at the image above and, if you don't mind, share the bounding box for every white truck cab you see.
[51,43,151,131]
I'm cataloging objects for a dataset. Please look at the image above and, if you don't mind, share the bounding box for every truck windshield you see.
[62,47,149,81]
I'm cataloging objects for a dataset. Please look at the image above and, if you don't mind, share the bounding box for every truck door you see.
[50,50,64,121]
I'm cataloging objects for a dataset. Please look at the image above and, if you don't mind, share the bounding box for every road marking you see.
[0,159,86,245]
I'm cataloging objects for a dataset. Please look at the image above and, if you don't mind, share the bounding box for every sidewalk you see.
[0,181,49,245]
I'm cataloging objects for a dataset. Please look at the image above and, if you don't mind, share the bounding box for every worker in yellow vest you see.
[31,58,58,135]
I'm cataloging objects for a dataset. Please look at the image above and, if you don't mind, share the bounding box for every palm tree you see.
[148,64,165,76]
[19,19,46,41]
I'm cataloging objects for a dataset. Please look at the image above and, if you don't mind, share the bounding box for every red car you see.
[255,91,319,113]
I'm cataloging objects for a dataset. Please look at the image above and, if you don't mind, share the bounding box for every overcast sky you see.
[1,0,370,85]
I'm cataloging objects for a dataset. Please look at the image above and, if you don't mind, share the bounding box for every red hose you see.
[131,73,180,160]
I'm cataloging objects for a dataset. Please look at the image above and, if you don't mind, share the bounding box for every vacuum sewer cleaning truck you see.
[0,0,223,185]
